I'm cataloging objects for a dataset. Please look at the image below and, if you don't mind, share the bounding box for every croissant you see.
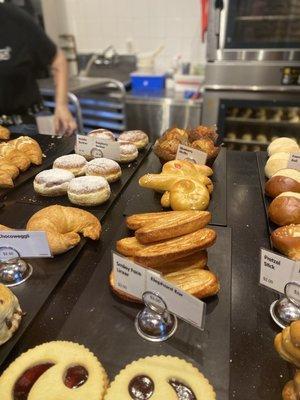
[0,144,31,171]
[9,136,43,165]
[0,172,14,188]
[26,205,101,255]
[0,159,19,179]
[0,126,10,140]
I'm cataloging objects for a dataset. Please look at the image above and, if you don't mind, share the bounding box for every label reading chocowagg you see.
[287,153,300,170]
[112,251,205,330]
[0,231,51,258]
[75,134,121,161]
[259,248,298,294]
[176,144,207,165]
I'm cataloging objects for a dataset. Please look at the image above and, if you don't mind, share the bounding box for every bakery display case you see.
[0,125,297,399]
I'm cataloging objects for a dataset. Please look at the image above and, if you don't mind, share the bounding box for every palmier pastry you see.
[268,137,299,156]
[67,176,111,206]
[265,169,300,198]
[191,138,219,161]
[119,143,138,163]
[0,284,22,345]
[188,125,218,143]
[126,210,192,230]
[104,355,216,400]
[85,158,122,182]
[88,128,115,141]
[265,152,291,179]
[26,205,101,255]
[116,236,146,257]
[117,130,149,149]
[0,125,10,140]
[9,136,43,165]
[33,169,75,196]
[268,192,300,226]
[271,224,300,260]
[53,154,87,176]
[0,341,108,400]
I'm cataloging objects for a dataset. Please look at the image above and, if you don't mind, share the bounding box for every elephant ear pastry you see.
[104,355,216,399]
[0,341,108,400]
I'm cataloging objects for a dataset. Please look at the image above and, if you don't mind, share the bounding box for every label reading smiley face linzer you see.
[75,134,121,161]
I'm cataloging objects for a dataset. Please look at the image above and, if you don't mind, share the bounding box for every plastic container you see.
[131,72,166,91]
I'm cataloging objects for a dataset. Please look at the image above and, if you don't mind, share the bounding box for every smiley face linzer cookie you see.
[104,355,216,400]
[0,341,108,400]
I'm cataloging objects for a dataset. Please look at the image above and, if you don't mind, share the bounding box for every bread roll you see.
[268,192,300,225]
[265,169,300,198]
[268,137,299,156]
[265,152,293,179]
[271,224,300,260]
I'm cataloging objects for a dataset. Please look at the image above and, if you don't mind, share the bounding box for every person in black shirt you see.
[0,2,77,135]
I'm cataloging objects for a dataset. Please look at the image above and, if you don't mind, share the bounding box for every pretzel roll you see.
[265,169,300,198]
[26,205,101,255]
[268,137,299,156]
[265,152,291,179]
[268,192,300,226]
[169,179,210,211]
[271,224,300,260]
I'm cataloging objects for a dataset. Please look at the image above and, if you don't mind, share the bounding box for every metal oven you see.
[202,0,300,150]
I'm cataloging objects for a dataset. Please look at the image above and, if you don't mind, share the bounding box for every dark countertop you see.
[0,149,290,399]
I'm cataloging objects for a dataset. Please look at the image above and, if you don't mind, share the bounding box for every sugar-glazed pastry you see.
[67,176,111,206]
[85,158,122,182]
[33,169,75,196]
[118,130,149,149]
[119,144,138,163]
[0,341,108,400]
[104,355,216,399]
[53,154,87,176]
[0,284,22,346]
[88,128,115,141]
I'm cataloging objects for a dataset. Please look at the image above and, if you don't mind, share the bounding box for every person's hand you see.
[54,105,77,136]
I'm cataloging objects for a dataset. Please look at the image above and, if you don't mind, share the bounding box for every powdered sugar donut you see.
[67,176,111,206]
[119,143,138,163]
[53,154,87,176]
[88,129,115,141]
[85,158,122,182]
[118,130,149,149]
[34,168,75,196]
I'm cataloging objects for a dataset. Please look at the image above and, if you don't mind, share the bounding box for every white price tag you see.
[112,252,205,330]
[176,144,207,165]
[260,248,296,294]
[287,153,300,170]
[75,134,120,161]
[0,231,52,258]
[35,115,57,136]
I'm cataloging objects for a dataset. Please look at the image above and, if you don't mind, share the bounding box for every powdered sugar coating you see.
[53,154,87,168]
[120,144,138,156]
[35,168,74,185]
[88,129,115,141]
[68,176,110,194]
[118,130,148,143]
[86,158,121,175]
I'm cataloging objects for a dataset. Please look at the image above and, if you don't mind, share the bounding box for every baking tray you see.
[256,151,277,237]
[56,224,232,400]
[0,135,75,200]
[4,144,152,220]
[123,148,227,226]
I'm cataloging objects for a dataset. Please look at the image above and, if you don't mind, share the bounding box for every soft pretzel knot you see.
[104,355,216,399]
[26,205,101,255]
[0,341,108,400]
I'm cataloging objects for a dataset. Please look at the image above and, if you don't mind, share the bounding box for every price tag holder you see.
[176,144,207,165]
[259,248,299,294]
[287,153,300,170]
[0,231,52,258]
[75,134,120,161]
[112,252,205,330]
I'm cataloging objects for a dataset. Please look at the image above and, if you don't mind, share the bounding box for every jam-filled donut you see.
[118,130,149,149]
[67,176,111,206]
[0,341,108,400]
[33,169,75,196]
[88,129,115,141]
[53,154,87,176]
[119,144,138,163]
[85,158,122,182]
[104,355,216,399]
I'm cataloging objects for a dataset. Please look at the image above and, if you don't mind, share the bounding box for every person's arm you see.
[50,50,77,136]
